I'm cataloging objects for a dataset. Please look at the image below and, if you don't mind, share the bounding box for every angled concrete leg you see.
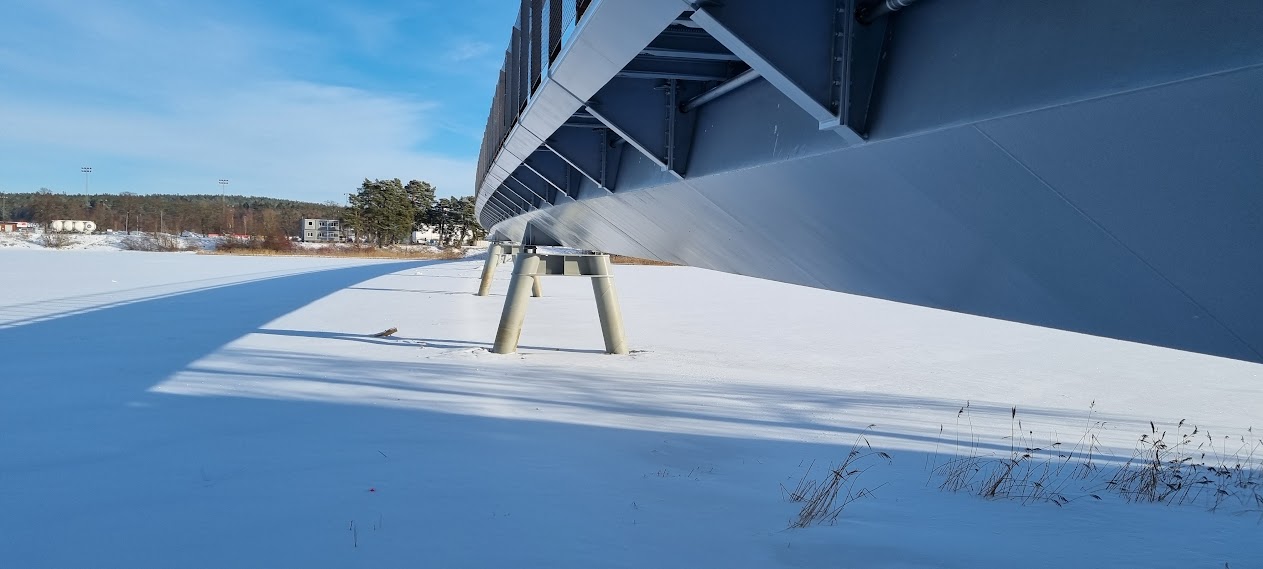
[492,253,541,354]
[590,255,628,355]
[477,243,502,296]
[532,276,543,298]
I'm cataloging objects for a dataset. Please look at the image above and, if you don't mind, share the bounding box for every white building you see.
[410,227,441,245]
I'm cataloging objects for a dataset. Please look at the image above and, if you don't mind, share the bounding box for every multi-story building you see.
[300,218,345,242]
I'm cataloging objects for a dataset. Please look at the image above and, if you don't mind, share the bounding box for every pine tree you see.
[348,178,414,245]
[404,180,437,231]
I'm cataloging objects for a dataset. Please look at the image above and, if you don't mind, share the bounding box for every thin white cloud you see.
[443,39,494,63]
[0,0,479,202]
[0,81,475,200]
[322,6,409,55]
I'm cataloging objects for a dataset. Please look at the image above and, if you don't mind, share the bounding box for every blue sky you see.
[0,0,518,203]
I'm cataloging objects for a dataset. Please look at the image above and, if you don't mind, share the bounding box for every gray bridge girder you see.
[474,0,1263,363]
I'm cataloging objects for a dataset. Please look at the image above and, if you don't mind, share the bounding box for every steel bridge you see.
[474,0,1263,364]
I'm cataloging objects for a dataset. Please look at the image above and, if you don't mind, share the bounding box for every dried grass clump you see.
[120,234,200,252]
[40,232,77,248]
[782,427,891,528]
[933,403,1100,506]
[609,255,678,266]
[931,403,1262,513]
[1105,422,1261,511]
[215,234,293,253]
[206,242,464,259]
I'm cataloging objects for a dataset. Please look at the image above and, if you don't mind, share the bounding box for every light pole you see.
[218,179,229,235]
[81,166,92,194]
[98,198,110,231]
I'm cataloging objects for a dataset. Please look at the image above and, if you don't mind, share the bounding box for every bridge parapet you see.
[477,0,587,199]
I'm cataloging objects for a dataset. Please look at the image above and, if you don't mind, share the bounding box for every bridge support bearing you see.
[477,242,528,296]
[491,249,628,355]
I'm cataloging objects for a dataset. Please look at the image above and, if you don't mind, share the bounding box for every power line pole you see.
[219,179,229,234]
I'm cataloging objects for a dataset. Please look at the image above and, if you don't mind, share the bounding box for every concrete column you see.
[492,253,541,354]
[590,255,628,355]
[532,276,543,297]
[477,243,502,296]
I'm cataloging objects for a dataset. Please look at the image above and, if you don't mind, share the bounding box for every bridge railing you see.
[476,0,593,206]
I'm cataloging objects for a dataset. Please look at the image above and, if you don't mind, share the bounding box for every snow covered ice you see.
[1,248,1260,567]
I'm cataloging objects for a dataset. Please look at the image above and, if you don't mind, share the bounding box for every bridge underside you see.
[476,1,1263,363]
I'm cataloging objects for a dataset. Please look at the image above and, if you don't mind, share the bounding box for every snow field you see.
[0,250,1259,567]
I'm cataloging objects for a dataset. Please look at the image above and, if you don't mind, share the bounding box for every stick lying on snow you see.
[371,327,398,338]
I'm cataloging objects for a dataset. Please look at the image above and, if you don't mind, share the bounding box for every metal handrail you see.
[475,0,587,214]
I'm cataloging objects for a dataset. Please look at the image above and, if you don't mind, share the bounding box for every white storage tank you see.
[49,220,95,233]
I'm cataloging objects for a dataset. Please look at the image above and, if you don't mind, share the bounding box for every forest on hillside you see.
[0,190,345,237]
[2,180,489,246]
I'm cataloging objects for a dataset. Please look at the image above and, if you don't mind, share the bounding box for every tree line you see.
[2,180,489,246]
[346,179,485,246]
[0,190,344,237]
